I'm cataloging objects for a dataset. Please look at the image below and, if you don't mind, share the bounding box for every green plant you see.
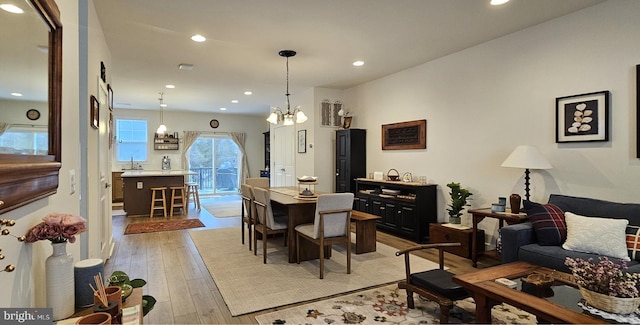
[446,182,473,218]
[108,271,156,316]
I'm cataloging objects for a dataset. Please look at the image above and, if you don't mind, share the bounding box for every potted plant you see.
[108,271,157,316]
[446,182,473,224]
[565,257,640,314]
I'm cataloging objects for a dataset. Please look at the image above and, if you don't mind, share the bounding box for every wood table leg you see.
[473,294,498,324]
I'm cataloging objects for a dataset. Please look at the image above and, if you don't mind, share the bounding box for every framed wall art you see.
[382,119,426,150]
[637,65,639,158]
[90,95,99,129]
[107,84,113,111]
[555,91,609,143]
[298,129,307,153]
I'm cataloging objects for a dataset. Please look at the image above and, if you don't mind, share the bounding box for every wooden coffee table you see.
[453,261,603,324]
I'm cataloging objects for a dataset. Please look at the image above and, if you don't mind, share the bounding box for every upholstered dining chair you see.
[245,177,269,188]
[240,184,255,251]
[252,187,288,264]
[395,243,469,324]
[295,192,354,279]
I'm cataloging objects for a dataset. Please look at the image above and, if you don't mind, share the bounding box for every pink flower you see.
[24,213,87,244]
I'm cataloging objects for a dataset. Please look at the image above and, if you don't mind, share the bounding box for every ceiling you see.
[92,0,605,116]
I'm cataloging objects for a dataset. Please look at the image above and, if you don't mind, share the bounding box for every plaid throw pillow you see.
[627,225,640,261]
[524,200,567,246]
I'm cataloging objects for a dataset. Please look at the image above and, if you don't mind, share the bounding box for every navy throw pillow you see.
[524,200,567,246]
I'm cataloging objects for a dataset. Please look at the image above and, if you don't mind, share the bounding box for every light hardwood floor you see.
[108,197,498,324]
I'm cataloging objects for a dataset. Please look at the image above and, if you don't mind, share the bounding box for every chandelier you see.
[267,50,307,125]
[156,92,167,135]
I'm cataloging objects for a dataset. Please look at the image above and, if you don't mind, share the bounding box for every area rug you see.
[189,227,440,316]
[255,284,537,324]
[201,195,242,218]
[124,219,205,235]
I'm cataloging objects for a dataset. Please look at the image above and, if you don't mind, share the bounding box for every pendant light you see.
[267,50,307,125]
[156,92,167,135]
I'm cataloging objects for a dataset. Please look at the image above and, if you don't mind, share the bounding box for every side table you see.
[429,223,484,259]
[468,208,528,267]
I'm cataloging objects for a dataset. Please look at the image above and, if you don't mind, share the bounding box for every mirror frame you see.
[0,0,62,214]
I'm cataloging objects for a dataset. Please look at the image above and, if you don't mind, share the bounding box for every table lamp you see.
[501,145,552,201]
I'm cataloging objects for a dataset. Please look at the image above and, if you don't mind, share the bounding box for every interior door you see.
[272,126,295,187]
[98,81,113,261]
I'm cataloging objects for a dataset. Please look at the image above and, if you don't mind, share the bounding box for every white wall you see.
[112,108,268,178]
[344,0,640,245]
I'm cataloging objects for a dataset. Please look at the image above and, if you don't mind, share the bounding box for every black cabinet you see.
[335,129,366,193]
[355,179,437,243]
[261,131,270,179]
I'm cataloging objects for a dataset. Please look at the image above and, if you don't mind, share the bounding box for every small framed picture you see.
[107,84,113,111]
[90,95,99,129]
[556,90,609,143]
[298,129,306,153]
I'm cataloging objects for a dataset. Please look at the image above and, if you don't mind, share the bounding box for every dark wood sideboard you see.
[354,178,437,243]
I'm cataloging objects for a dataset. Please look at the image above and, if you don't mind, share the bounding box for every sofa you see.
[500,194,640,273]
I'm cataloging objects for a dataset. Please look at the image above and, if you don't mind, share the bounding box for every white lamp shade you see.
[501,145,552,170]
[295,110,308,123]
[156,124,167,134]
[266,112,279,124]
[283,115,294,125]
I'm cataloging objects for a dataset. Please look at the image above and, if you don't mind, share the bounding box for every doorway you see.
[188,134,241,195]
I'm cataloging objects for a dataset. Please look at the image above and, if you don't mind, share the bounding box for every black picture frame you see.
[297,130,306,153]
[107,84,113,111]
[555,91,610,143]
[636,65,639,158]
[90,95,99,129]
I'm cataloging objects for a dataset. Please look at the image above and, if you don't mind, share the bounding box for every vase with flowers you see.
[25,213,87,320]
[565,256,640,314]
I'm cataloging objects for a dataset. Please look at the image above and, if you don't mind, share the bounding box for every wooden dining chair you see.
[252,187,288,264]
[240,184,255,251]
[395,243,469,324]
[295,193,354,279]
[245,177,269,188]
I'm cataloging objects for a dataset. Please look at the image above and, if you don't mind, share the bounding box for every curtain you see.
[0,123,9,136]
[181,131,202,173]
[229,132,249,184]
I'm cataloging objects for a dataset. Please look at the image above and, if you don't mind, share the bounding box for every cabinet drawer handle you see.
[380,207,385,210]
[397,210,401,214]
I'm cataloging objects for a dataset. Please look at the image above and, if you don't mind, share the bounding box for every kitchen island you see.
[121,170,195,216]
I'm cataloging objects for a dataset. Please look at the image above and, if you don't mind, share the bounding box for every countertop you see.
[121,170,195,177]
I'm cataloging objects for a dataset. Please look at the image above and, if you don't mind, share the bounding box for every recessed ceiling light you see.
[220,107,227,111]
[244,91,252,95]
[353,60,365,67]
[191,34,206,42]
[11,92,23,97]
[165,84,175,89]
[490,0,509,5]
[178,63,194,70]
[1,4,24,14]
[231,100,238,103]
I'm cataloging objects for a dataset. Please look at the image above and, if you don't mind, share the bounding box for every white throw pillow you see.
[562,212,630,261]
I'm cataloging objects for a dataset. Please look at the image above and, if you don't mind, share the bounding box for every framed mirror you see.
[0,0,62,214]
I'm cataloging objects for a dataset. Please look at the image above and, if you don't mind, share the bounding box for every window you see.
[0,126,48,155]
[116,119,148,162]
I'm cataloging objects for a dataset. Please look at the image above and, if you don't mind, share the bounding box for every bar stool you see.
[169,186,186,216]
[185,182,201,211]
[150,187,167,218]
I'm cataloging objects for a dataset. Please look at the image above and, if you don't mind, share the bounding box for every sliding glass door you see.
[188,134,240,195]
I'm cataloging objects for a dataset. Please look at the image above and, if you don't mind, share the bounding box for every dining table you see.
[268,187,331,263]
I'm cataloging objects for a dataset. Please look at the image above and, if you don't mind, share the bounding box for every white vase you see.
[46,241,75,320]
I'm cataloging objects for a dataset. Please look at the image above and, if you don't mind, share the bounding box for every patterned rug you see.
[255,284,537,324]
[124,219,205,234]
